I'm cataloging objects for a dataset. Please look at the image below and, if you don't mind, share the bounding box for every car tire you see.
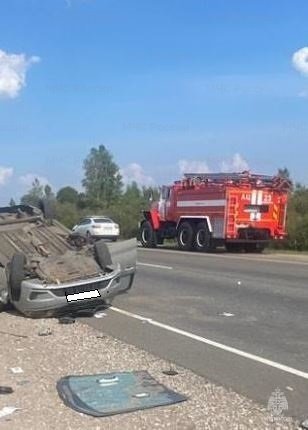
[86,231,92,243]
[139,221,157,248]
[0,267,8,312]
[177,222,194,251]
[9,253,26,302]
[194,222,211,252]
[94,240,113,270]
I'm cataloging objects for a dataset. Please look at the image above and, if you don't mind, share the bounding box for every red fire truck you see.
[139,172,291,252]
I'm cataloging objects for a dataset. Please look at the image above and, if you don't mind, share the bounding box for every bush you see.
[55,202,81,229]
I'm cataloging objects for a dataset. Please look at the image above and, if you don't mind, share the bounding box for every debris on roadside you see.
[162,369,179,376]
[0,386,13,395]
[38,328,52,336]
[10,367,23,374]
[219,312,235,317]
[93,310,107,319]
[58,316,75,325]
[96,334,107,340]
[0,312,298,430]
[56,370,187,417]
[301,419,308,429]
[0,406,20,419]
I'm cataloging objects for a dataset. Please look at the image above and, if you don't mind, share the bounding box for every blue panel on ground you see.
[57,370,187,417]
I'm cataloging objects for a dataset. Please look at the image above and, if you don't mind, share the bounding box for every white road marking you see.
[137,262,173,270]
[219,312,235,317]
[111,306,308,380]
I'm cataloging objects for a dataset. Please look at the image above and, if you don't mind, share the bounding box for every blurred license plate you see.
[66,289,101,302]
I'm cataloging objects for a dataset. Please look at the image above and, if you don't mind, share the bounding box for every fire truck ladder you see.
[184,172,272,182]
[183,172,292,190]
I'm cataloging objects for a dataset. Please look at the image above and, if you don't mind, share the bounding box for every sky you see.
[1,0,308,204]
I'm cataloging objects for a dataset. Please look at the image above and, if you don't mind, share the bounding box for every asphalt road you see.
[87,247,308,421]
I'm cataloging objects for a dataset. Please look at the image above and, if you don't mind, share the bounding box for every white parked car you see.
[72,216,120,241]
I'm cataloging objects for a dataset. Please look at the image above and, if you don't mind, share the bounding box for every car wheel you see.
[9,253,26,302]
[94,240,113,270]
[0,267,8,312]
[177,222,194,251]
[86,231,93,243]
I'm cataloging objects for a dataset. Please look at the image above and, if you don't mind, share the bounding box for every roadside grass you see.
[266,248,308,256]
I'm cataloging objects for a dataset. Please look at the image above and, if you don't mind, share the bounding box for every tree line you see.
[14,145,308,251]
[17,145,159,239]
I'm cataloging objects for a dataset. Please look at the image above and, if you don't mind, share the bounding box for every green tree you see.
[106,183,160,239]
[283,183,308,251]
[20,178,45,207]
[57,186,79,205]
[9,198,16,207]
[124,181,141,200]
[82,145,123,207]
[55,202,81,229]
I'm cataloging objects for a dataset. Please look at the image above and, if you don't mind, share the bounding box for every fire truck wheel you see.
[195,222,211,252]
[177,222,194,251]
[140,221,157,248]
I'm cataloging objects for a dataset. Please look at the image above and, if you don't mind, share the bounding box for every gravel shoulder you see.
[0,311,298,430]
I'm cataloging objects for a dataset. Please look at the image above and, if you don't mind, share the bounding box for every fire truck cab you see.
[139,172,291,252]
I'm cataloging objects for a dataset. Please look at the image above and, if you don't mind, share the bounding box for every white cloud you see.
[178,159,210,175]
[0,167,13,186]
[120,163,154,187]
[220,153,249,172]
[19,174,50,188]
[0,49,40,99]
[292,47,308,76]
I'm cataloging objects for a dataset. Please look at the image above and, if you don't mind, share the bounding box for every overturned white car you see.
[0,205,136,317]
